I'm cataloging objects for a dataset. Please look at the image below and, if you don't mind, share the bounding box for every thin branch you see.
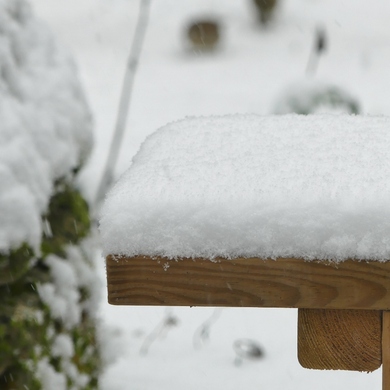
[306,26,327,76]
[95,0,152,207]
[139,310,179,355]
[193,308,222,349]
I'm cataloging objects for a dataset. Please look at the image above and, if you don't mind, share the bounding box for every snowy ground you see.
[30,0,390,388]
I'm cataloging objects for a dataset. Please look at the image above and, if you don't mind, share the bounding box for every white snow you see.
[66,240,102,318]
[24,0,390,388]
[101,114,390,261]
[0,0,92,254]
[36,357,67,390]
[38,254,81,328]
[52,334,75,359]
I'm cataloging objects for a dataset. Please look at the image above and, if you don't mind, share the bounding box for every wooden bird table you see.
[106,255,390,387]
[101,114,390,389]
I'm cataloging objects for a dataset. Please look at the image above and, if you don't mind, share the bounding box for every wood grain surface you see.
[106,255,390,309]
[298,308,382,371]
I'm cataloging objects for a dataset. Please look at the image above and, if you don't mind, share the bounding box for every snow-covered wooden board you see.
[101,114,390,378]
[106,255,388,373]
[101,114,390,262]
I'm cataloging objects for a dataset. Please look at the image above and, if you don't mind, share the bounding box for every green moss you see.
[0,367,42,390]
[0,301,49,390]
[41,182,91,257]
[0,255,46,380]
[1,178,101,389]
[0,244,34,285]
[72,322,101,378]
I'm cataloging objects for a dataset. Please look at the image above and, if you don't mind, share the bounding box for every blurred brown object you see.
[252,0,278,24]
[187,20,220,51]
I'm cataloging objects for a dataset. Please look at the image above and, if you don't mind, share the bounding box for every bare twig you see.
[193,308,222,349]
[95,0,152,207]
[139,310,179,356]
[306,26,327,76]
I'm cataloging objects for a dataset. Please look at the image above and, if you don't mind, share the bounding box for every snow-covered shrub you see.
[273,79,360,115]
[0,0,102,389]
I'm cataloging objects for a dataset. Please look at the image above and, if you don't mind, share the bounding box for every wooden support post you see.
[383,311,390,390]
[298,309,381,371]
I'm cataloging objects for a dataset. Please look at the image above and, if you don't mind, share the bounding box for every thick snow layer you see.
[100,114,390,261]
[0,0,92,254]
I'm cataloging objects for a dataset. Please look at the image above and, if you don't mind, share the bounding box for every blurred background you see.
[31,0,390,202]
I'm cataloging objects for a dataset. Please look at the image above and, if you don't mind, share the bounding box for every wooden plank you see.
[298,309,382,372]
[106,255,390,309]
[383,311,390,389]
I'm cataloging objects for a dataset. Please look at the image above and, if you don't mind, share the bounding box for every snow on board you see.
[100,114,390,262]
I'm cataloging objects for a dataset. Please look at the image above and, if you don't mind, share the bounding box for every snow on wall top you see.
[0,0,92,253]
[100,114,390,262]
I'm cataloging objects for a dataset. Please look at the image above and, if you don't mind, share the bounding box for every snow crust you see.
[100,114,390,262]
[0,0,92,254]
